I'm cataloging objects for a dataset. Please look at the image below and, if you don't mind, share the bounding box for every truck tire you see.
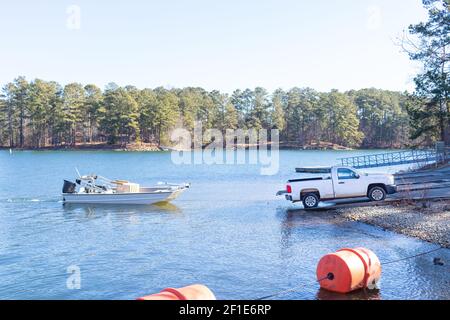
[368,186,386,202]
[302,193,319,209]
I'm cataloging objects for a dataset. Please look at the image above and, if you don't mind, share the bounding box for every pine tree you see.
[271,89,286,133]
[62,83,85,145]
[99,85,140,144]
[0,79,415,149]
[224,102,238,130]
[403,0,450,143]
[84,84,103,143]
[137,88,158,143]
[322,90,364,147]
[153,88,180,145]
[248,87,269,130]
[27,80,61,147]
[0,98,5,146]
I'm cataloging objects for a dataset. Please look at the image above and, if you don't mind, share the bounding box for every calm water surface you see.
[0,150,449,300]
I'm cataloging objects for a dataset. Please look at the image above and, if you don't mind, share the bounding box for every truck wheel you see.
[302,193,319,209]
[368,187,386,202]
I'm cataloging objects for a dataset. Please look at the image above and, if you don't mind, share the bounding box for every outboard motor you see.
[62,180,77,194]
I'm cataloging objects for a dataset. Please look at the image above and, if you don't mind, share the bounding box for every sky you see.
[0,0,429,93]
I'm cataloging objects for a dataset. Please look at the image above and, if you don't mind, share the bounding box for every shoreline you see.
[1,142,407,152]
[332,199,450,249]
[0,143,164,152]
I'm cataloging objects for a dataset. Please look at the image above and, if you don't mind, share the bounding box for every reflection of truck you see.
[279,166,397,209]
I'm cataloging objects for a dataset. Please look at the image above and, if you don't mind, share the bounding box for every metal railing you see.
[339,149,443,169]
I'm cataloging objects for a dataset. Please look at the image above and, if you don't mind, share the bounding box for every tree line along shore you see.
[0,80,422,151]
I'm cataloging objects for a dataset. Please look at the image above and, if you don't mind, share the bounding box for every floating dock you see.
[338,149,446,169]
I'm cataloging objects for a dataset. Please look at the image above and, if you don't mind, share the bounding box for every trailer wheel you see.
[368,186,386,202]
[302,193,319,209]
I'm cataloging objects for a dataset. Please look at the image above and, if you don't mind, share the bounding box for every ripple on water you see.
[0,150,449,299]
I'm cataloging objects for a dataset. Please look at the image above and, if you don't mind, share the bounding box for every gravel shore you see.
[335,200,450,248]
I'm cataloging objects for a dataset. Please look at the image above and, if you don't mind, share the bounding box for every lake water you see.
[0,149,449,300]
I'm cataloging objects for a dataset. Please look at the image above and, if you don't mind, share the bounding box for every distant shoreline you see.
[0,142,404,152]
[0,145,410,152]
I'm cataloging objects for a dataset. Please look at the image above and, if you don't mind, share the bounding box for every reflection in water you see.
[279,206,385,300]
[278,206,336,251]
[62,202,182,219]
[316,288,381,300]
[278,207,295,251]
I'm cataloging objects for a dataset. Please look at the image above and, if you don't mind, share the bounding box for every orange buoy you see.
[316,247,381,294]
[137,284,216,300]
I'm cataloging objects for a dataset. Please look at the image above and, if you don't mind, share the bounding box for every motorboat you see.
[62,173,190,205]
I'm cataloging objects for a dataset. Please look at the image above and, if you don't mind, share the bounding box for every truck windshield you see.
[337,168,359,180]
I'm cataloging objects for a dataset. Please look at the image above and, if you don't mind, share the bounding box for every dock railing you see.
[338,149,444,169]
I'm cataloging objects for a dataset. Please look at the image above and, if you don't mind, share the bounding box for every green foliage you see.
[210,90,228,132]
[1,77,29,147]
[404,0,450,143]
[27,79,62,147]
[0,98,6,145]
[349,89,410,148]
[0,77,415,149]
[137,88,158,143]
[271,89,286,132]
[178,87,204,131]
[224,103,238,130]
[99,86,140,144]
[62,83,85,145]
[286,88,322,145]
[321,90,364,147]
[84,84,103,143]
[247,87,269,130]
[153,88,180,144]
[231,89,254,128]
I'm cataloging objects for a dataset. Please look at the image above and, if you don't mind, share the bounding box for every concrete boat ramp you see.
[394,165,450,198]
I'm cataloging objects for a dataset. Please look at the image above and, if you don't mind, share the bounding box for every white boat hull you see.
[63,189,185,205]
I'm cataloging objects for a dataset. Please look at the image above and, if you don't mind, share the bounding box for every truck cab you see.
[281,166,396,209]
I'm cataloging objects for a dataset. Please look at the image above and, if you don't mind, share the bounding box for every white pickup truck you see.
[279,166,397,209]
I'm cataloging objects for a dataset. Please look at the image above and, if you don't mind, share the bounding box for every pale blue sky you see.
[0,0,428,93]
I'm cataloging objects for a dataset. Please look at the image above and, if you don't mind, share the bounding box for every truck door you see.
[333,168,363,198]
